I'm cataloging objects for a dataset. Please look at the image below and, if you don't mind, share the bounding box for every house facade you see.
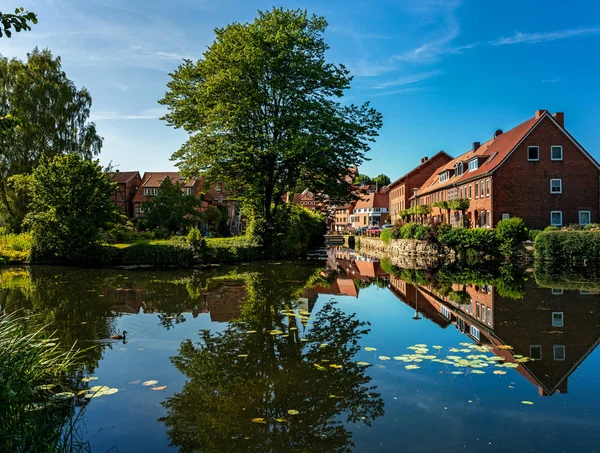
[108,171,141,219]
[350,192,389,228]
[333,204,353,232]
[409,110,600,229]
[132,172,202,219]
[387,151,453,224]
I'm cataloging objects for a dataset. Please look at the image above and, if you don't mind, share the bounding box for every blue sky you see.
[2,0,599,179]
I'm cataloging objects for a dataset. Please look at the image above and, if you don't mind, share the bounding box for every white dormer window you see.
[468,159,478,171]
[455,163,464,176]
[184,188,192,195]
[439,172,449,183]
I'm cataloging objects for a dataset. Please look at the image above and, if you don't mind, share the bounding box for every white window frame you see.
[502,214,510,220]
[485,179,490,197]
[580,290,591,295]
[579,211,591,226]
[550,211,563,226]
[530,345,542,360]
[551,145,563,161]
[440,305,451,319]
[528,146,540,161]
[469,326,480,341]
[487,307,491,326]
[551,288,563,295]
[553,345,565,361]
[468,160,478,171]
[550,179,562,194]
[552,311,564,327]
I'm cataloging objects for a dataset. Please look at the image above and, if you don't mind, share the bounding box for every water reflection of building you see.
[104,280,247,323]
[299,248,389,304]
[388,277,600,397]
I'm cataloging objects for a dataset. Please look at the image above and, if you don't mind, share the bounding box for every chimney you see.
[421,156,429,164]
[535,109,547,119]
[553,112,564,128]
[472,142,481,151]
[494,129,503,138]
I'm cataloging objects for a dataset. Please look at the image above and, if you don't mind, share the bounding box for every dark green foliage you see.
[0,49,102,231]
[380,228,393,244]
[529,229,543,242]
[354,173,390,187]
[161,7,382,226]
[27,155,117,265]
[496,217,528,258]
[438,227,500,260]
[120,243,195,266]
[534,261,600,291]
[534,231,600,262]
[247,204,325,258]
[0,7,37,38]
[140,177,202,233]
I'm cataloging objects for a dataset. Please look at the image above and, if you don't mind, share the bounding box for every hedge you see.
[534,230,600,262]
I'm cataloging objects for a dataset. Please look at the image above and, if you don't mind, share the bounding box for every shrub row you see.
[534,230,600,262]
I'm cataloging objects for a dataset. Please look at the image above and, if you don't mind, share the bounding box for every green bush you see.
[544,225,560,232]
[535,231,600,262]
[584,223,600,231]
[400,222,420,239]
[496,217,528,258]
[0,233,32,263]
[438,227,500,260]
[120,243,194,266]
[529,229,543,242]
[413,224,429,240]
[380,228,394,244]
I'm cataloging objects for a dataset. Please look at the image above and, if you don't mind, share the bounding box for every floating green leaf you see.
[287,409,299,415]
[364,347,377,352]
[521,401,534,405]
[378,356,391,361]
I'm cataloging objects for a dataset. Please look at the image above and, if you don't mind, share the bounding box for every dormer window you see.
[468,159,479,171]
[455,163,464,176]
[439,171,450,183]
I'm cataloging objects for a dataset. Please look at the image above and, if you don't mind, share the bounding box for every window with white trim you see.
[551,146,563,161]
[530,345,542,360]
[502,214,510,220]
[468,185,472,199]
[475,182,479,198]
[485,179,490,197]
[553,345,565,361]
[528,146,540,161]
[550,179,562,194]
[552,312,564,327]
[470,326,480,341]
[487,307,491,326]
[476,302,480,319]
[439,172,449,183]
[550,211,562,226]
[551,288,563,295]
[184,188,192,195]
[579,211,591,226]
[455,163,464,176]
[468,160,478,171]
[440,305,451,319]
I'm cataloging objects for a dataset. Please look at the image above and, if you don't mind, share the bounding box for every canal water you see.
[1,249,599,452]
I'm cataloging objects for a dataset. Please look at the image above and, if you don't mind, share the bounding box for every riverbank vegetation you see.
[380,217,529,261]
[535,229,600,263]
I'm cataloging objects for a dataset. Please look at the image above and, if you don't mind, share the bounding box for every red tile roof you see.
[132,172,198,204]
[109,171,140,184]
[413,114,543,197]
[387,151,453,190]
[354,192,389,210]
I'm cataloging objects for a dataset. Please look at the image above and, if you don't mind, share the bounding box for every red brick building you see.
[410,110,600,228]
[387,151,453,224]
[350,191,389,228]
[108,171,141,219]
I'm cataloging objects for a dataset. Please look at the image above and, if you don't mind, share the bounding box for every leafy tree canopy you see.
[140,177,202,233]
[354,173,390,187]
[160,8,382,227]
[0,48,102,231]
[0,7,37,38]
[26,154,116,264]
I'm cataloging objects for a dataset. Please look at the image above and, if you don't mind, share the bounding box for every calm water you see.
[1,250,600,452]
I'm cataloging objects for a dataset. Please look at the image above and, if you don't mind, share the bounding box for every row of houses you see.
[333,110,600,230]
[108,171,243,234]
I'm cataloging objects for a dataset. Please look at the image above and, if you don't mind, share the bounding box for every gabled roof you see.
[414,113,544,197]
[387,150,453,190]
[109,171,140,184]
[354,192,389,210]
[132,172,198,203]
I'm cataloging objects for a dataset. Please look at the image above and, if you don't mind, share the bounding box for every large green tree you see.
[26,154,116,264]
[140,177,202,233]
[0,48,102,231]
[160,8,382,228]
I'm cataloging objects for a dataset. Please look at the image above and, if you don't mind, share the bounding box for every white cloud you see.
[92,107,166,121]
[490,27,600,46]
[370,87,431,97]
[372,70,444,89]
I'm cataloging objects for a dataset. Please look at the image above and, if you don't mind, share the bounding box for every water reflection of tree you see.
[161,269,384,453]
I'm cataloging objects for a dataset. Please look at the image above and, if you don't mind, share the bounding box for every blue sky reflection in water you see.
[0,256,599,452]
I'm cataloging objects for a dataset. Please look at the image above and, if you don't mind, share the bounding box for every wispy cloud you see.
[370,87,431,97]
[92,107,166,121]
[490,27,600,46]
[372,70,444,89]
[541,78,562,83]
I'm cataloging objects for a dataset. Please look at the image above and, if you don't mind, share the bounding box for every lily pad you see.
[142,380,158,386]
[252,418,267,424]
[493,370,507,375]
[364,347,377,352]
[152,386,167,391]
[405,365,420,370]
[432,345,443,350]
[378,356,391,361]
[521,401,534,405]
[356,361,370,366]
[81,376,98,383]
[287,409,299,415]
[471,370,486,374]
